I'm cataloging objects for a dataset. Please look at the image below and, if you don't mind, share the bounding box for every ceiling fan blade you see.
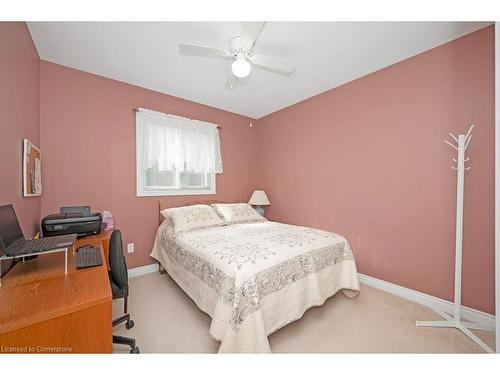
[239,22,265,50]
[178,44,231,59]
[250,55,295,75]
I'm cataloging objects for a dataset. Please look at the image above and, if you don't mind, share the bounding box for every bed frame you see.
[155,198,240,273]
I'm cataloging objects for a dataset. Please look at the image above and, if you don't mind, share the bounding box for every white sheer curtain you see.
[137,108,223,174]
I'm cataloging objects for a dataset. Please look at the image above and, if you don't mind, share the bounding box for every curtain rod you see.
[132,108,222,129]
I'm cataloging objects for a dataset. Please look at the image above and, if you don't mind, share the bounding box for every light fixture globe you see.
[231,58,251,78]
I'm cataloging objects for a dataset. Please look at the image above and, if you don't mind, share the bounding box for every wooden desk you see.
[0,233,113,353]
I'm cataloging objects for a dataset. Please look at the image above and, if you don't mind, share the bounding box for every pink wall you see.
[0,22,40,237]
[256,26,495,313]
[39,61,258,267]
[36,25,494,313]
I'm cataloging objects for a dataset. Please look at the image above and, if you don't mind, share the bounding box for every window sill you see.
[136,188,216,197]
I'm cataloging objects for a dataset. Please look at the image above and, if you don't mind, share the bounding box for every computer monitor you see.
[0,204,25,255]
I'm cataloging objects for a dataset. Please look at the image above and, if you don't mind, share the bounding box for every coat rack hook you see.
[465,134,473,150]
[444,140,458,150]
[464,124,475,140]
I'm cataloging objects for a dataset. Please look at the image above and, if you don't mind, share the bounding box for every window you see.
[136,108,222,196]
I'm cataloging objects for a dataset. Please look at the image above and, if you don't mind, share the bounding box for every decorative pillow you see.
[161,204,225,235]
[212,203,267,223]
[159,213,176,237]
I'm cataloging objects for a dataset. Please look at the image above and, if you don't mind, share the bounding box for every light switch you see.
[127,243,134,253]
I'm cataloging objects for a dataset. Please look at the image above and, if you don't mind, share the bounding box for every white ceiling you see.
[28,22,490,119]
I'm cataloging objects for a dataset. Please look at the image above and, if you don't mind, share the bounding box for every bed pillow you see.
[159,214,176,237]
[161,204,225,235]
[212,203,267,223]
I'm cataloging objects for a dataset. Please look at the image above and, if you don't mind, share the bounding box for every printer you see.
[42,206,102,238]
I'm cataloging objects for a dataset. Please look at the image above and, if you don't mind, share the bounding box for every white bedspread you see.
[150,220,360,353]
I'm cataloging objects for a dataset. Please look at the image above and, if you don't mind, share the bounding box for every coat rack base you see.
[417,310,494,353]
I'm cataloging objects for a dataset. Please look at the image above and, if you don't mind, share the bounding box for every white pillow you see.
[161,204,225,235]
[212,203,267,224]
[159,214,176,237]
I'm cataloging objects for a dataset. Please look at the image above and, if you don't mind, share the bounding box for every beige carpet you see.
[112,272,495,353]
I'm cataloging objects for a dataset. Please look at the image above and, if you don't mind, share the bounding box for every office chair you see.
[109,229,140,354]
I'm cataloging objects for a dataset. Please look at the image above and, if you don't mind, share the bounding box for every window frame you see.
[136,117,217,197]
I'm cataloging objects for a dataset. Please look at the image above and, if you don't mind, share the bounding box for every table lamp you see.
[248,190,270,217]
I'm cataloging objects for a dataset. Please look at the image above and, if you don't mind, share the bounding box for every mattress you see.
[150,220,360,353]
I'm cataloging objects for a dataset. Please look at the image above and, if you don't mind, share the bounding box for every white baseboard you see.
[128,263,159,278]
[124,266,494,327]
[358,273,495,328]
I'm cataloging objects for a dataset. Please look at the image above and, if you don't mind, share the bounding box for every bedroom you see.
[0,0,499,372]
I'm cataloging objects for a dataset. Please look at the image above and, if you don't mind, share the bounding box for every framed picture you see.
[22,139,42,197]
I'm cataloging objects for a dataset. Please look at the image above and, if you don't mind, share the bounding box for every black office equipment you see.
[0,204,22,277]
[60,206,92,215]
[109,229,139,354]
[0,204,76,257]
[0,204,23,251]
[76,245,103,269]
[42,206,102,238]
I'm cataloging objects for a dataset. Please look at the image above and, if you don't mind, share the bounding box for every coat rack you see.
[416,125,494,353]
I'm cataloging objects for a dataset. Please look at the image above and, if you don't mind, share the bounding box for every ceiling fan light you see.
[231,59,251,78]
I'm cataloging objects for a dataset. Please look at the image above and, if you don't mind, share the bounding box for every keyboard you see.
[76,245,103,269]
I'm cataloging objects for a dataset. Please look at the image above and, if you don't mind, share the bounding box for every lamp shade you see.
[248,190,270,206]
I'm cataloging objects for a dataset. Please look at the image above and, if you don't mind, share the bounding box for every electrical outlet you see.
[127,243,134,253]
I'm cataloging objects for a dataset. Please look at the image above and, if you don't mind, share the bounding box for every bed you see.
[150,200,360,353]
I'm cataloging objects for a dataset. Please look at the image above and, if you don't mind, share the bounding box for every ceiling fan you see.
[178,22,294,88]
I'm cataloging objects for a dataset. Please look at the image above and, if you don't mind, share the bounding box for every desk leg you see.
[65,249,68,274]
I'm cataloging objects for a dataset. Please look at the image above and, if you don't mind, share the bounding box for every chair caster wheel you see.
[130,346,140,354]
[125,320,134,329]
